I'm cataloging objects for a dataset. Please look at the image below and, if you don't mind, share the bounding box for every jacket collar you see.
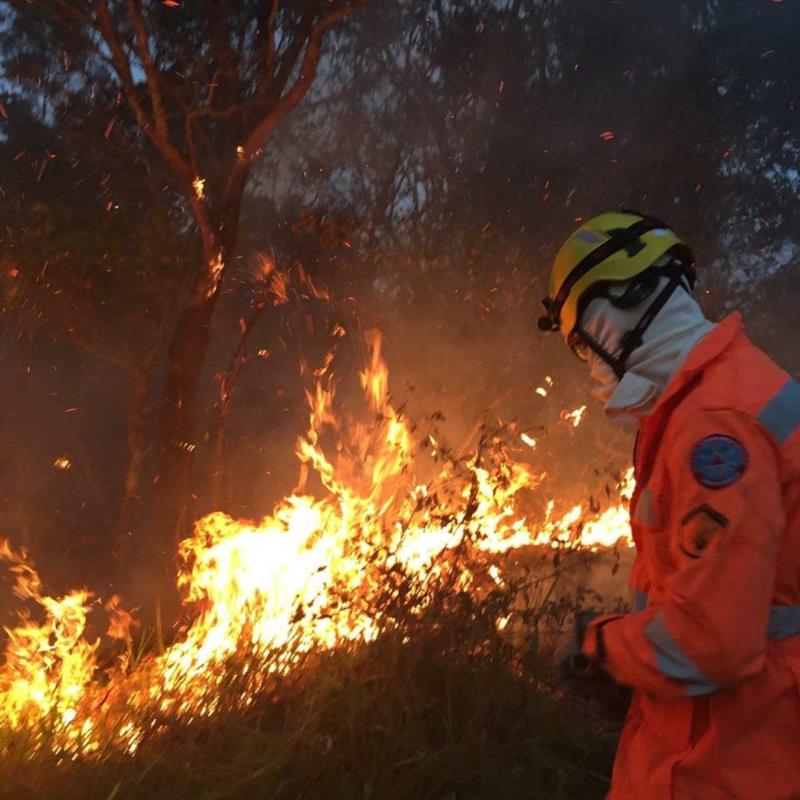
[649,312,742,417]
[632,313,743,486]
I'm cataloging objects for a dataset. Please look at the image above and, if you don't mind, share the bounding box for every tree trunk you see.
[148,170,250,629]
[148,290,219,625]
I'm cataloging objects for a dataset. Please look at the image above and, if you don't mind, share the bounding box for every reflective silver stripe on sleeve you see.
[768,605,800,639]
[757,379,800,444]
[636,595,800,641]
[644,611,721,696]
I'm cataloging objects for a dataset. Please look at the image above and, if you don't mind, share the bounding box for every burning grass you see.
[0,329,630,798]
[2,604,616,800]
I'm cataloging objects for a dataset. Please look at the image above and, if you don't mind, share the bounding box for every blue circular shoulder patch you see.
[690,435,748,489]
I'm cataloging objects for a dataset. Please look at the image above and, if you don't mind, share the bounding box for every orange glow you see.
[0,332,633,758]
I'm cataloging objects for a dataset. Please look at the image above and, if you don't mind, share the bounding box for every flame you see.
[192,176,205,199]
[0,541,99,749]
[206,252,224,298]
[0,331,634,758]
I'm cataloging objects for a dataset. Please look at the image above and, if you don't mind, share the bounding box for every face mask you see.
[579,277,715,427]
[602,373,660,430]
[588,349,619,405]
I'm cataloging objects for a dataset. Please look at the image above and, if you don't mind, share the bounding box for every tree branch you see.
[93,0,155,139]
[124,0,170,139]
[93,0,216,257]
[259,12,313,108]
[241,0,368,162]
[265,0,280,74]
[51,0,94,27]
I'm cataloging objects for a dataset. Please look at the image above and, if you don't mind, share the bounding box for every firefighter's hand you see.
[555,610,600,684]
[555,611,631,719]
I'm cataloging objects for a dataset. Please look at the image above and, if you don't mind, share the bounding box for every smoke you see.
[2,0,800,602]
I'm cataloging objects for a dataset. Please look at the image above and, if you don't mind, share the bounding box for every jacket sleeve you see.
[583,408,785,698]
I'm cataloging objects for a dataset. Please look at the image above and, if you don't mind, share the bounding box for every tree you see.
[2,0,371,619]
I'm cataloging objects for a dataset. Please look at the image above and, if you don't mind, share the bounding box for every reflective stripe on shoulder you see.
[757,379,800,444]
[644,611,720,696]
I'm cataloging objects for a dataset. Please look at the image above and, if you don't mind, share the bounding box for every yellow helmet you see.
[539,210,694,339]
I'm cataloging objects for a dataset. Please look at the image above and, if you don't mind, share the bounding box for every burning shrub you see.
[0,330,628,796]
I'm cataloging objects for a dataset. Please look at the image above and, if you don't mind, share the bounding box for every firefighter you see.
[539,210,800,799]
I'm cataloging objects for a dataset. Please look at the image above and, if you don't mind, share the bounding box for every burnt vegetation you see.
[0,1,799,798]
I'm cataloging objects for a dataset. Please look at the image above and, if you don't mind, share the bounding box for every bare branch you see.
[241,0,368,162]
[93,0,216,256]
[51,0,94,26]
[265,0,280,74]
[207,1,240,109]
[255,12,312,110]
[93,0,154,135]
[123,0,169,137]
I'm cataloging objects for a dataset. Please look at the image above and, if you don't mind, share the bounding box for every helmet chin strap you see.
[572,264,689,380]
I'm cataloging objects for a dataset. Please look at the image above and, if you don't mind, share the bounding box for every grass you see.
[0,424,627,800]
[1,617,616,800]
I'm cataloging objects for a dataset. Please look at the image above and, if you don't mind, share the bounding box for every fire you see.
[206,251,224,298]
[0,330,634,759]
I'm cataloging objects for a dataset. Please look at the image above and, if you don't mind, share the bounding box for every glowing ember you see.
[207,252,224,298]
[535,377,555,399]
[562,405,587,428]
[192,176,206,199]
[0,332,633,759]
[53,456,72,471]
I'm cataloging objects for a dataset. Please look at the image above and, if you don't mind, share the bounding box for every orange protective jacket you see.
[582,313,800,800]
